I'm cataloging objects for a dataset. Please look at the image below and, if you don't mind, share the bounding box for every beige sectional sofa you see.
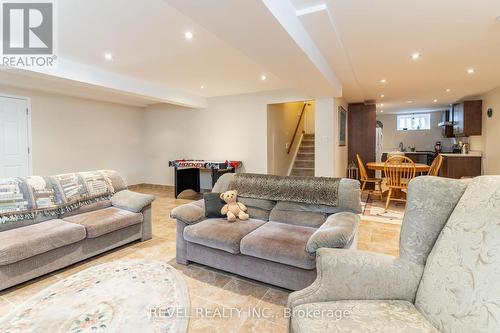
[172,173,362,291]
[0,170,154,291]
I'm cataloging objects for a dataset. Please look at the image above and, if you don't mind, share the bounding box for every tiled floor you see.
[0,186,403,332]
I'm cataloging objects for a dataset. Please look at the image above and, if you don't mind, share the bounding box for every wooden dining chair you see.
[384,156,416,210]
[356,154,383,201]
[427,154,443,176]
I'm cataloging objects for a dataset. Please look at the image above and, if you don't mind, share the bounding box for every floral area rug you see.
[0,260,189,333]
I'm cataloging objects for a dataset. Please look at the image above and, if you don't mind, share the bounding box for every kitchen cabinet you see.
[440,110,455,138]
[439,155,482,179]
[452,100,482,137]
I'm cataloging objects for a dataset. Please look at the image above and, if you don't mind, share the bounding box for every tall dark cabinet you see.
[348,103,376,181]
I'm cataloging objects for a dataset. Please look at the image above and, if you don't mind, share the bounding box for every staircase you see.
[291,134,315,177]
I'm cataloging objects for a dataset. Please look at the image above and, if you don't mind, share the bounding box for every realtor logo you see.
[1,0,56,67]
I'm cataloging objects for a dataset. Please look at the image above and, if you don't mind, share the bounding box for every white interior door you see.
[0,96,30,178]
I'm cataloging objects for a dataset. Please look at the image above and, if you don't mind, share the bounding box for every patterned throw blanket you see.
[0,170,120,223]
[228,173,340,206]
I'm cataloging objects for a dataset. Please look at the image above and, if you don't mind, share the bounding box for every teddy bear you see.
[220,190,249,222]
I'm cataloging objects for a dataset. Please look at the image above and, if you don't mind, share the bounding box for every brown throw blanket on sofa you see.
[228,173,340,206]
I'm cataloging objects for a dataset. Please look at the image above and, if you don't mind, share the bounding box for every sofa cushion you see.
[246,207,271,221]
[60,200,112,218]
[269,207,327,228]
[183,218,266,254]
[338,178,363,214]
[400,176,469,265]
[63,207,143,238]
[111,190,155,213]
[292,300,438,333]
[0,219,86,265]
[212,173,236,193]
[274,201,339,214]
[0,218,37,233]
[240,222,316,269]
[238,197,276,211]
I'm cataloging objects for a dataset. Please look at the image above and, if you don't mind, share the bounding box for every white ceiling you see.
[292,0,500,113]
[4,0,500,112]
[57,0,288,98]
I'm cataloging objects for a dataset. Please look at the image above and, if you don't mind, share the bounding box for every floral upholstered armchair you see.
[288,176,500,333]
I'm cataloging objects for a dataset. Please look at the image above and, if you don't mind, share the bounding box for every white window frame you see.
[396,113,431,131]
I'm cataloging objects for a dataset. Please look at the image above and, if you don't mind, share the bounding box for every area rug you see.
[361,192,405,225]
[0,260,189,333]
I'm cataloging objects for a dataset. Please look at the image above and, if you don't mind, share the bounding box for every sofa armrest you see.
[306,212,359,254]
[288,248,424,309]
[111,190,155,213]
[141,205,153,241]
[170,200,205,224]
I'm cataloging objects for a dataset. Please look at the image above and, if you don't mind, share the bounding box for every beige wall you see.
[478,85,500,174]
[377,111,453,152]
[2,82,349,186]
[0,85,145,184]
[267,101,312,176]
[143,89,309,186]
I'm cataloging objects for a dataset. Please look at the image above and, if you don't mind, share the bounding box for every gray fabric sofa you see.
[0,170,154,291]
[171,173,362,290]
[288,175,500,333]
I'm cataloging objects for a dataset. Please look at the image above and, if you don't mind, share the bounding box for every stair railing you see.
[287,103,310,154]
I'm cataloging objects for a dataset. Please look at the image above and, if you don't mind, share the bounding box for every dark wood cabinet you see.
[348,103,376,182]
[439,156,482,179]
[452,100,482,137]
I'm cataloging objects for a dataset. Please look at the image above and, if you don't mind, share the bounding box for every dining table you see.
[366,162,431,173]
[366,162,431,199]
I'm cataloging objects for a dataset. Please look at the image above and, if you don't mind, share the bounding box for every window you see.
[397,113,431,131]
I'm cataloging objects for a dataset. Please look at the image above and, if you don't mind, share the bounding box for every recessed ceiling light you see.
[380,94,385,98]
[411,53,421,60]
[467,68,475,74]
[261,75,267,81]
[104,53,113,60]
[184,31,194,40]
[380,110,384,113]
[407,100,414,104]
[200,85,204,89]
[433,99,438,103]
[446,88,451,92]
[380,79,387,83]
[380,103,384,106]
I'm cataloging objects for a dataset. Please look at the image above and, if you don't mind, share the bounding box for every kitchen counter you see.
[439,152,482,178]
[440,151,482,157]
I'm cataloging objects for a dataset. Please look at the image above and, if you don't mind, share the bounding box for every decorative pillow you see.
[111,190,155,213]
[306,212,359,254]
[204,192,225,218]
